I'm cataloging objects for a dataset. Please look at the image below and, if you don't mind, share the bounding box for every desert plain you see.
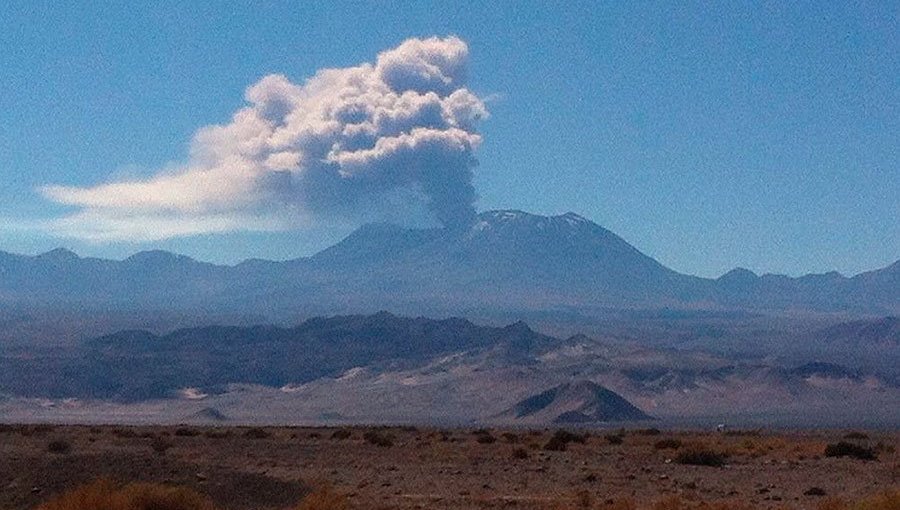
[1,424,897,510]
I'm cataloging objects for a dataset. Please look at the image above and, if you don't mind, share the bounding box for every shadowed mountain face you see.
[0,312,552,401]
[812,316,900,346]
[0,210,897,316]
[508,380,652,423]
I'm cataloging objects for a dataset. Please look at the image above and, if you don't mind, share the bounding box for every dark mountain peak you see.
[474,209,601,233]
[791,361,860,380]
[124,250,196,266]
[370,310,399,321]
[509,380,652,423]
[191,407,229,422]
[502,320,533,334]
[563,333,596,345]
[719,267,757,282]
[798,270,846,282]
[477,209,536,222]
[467,210,640,256]
[36,247,79,262]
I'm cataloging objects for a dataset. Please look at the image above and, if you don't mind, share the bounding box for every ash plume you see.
[40,36,487,241]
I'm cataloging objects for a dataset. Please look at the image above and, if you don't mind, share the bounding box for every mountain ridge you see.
[0,209,897,315]
[4,209,894,279]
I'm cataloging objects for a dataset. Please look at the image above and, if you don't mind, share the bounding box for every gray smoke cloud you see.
[40,36,487,241]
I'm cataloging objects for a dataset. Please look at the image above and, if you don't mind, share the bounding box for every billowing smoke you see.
[41,36,487,241]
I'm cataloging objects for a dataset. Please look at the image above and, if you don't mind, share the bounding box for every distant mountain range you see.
[0,210,897,316]
[0,312,552,401]
[2,312,897,426]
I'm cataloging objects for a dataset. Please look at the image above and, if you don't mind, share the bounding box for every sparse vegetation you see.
[634,428,661,436]
[605,433,624,445]
[243,427,271,439]
[174,427,200,437]
[654,438,682,450]
[475,430,497,444]
[330,429,352,440]
[112,427,138,439]
[149,436,172,455]
[12,424,55,437]
[675,448,728,467]
[9,425,899,510]
[203,428,231,439]
[824,441,877,460]
[723,429,762,437]
[501,432,519,443]
[363,429,394,447]
[544,430,586,451]
[843,431,869,440]
[47,440,71,454]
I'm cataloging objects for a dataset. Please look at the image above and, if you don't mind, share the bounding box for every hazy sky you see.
[0,1,897,278]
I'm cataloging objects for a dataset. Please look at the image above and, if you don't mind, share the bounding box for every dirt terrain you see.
[1,424,897,510]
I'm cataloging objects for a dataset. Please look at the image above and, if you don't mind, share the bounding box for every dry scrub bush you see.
[544,430,587,451]
[824,442,877,461]
[650,495,754,510]
[47,440,71,454]
[476,431,497,444]
[35,479,215,510]
[674,448,728,467]
[150,436,172,455]
[654,438,682,450]
[605,433,625,445]
[502,432,520,443]
[203,429,231,439]
[294,486,349,510]
[330,429,352,440]
[242,427,270,439]
[362,429,394,447]
[112,428,138,439]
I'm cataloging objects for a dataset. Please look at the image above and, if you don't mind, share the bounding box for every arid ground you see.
[1,424,897,510]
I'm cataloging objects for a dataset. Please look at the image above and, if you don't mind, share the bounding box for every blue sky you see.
[0,1,897,278]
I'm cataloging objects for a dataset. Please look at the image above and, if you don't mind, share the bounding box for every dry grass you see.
[854,489,900,510]
[35,479,216,510]
[815,489,900,510]
[294,486,349,510]
[33,480,352,510]
[650,495,754,510]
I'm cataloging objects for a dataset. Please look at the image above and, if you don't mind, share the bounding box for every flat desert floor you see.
[1,424,897,510]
